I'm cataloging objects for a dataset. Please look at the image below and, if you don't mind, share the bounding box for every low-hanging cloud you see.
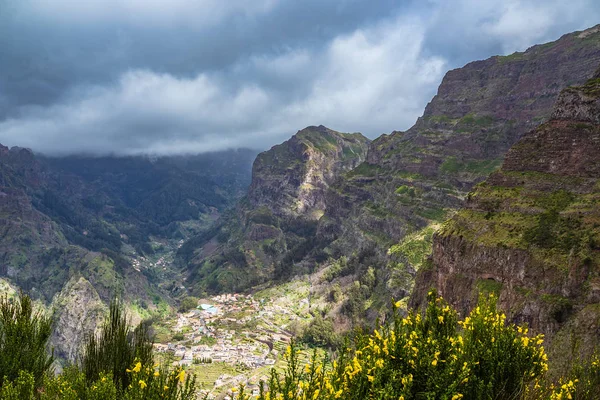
[0,17,445,155]
[1,0,599,155]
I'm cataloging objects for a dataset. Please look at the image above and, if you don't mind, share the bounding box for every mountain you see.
[0,147,255,300]
[411,67,600,366]
[178,25,600,327]
[306,25,600,323]
[179,126,370,292]
[321,25,600,265]
[0,146,256,362]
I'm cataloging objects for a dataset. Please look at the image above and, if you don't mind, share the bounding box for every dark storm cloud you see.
[0,0,599,155]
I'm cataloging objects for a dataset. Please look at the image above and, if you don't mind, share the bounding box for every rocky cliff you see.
[179,26,600,329]
[411,68,600,366]
[182,126,370,293]
[305,25,600,322]
[50,276,106,365]
[323,25,600,259]
[248,126,369,220]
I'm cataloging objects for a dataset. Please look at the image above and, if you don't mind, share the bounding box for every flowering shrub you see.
[121,361,197,400]
[230,292,548,400]
[1,362,196,400]
[4,292,600,399]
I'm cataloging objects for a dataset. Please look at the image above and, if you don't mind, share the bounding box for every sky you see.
[0,0,599,156]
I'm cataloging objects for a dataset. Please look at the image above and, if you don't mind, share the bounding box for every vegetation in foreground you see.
[0,293,196,400]
[1,292,600,399]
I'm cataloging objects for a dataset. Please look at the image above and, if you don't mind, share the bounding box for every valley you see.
[2,21,600,400]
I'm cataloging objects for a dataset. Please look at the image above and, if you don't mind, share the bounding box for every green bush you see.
[0,293,53,389]
[301,315,339,349]
[231,292,548,400]
[0,295,197,400]
[81,300,154,393]
[178,297,198,312]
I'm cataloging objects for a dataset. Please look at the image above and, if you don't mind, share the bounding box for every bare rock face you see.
[411,74,600,362]
[185,126,370,292]
[248,126,370,219]
[50,276,107,365]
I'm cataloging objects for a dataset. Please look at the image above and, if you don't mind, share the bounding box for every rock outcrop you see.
[411,70,600,364]
[248,126,369,219]
[183,126,370,292]
[50,277,106,365]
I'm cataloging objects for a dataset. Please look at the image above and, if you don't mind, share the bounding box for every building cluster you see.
[154,293,293,370]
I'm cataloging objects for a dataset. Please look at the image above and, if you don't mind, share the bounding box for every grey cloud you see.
[0,16,445,155]
[0,0,599,155]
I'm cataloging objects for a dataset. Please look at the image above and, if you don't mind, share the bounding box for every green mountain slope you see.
[412,67,600,366]
[180,126,370,293]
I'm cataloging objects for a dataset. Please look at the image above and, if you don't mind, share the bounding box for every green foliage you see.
[395,185,415,196]
[388,224,439,270]
[322,257,350,282]
[440,156,502,175]
[81,300,154,393]
[248,207,280,227]
[178,297,198,312]
[346,162,384,178]
[230,293,548,400]
[0,293,53,389]
[0,298,197,400]
[195,336,217,346]
[459,113,495,127]
[301,315,339,348]
[440,156,462,173]
[579,77,600,98]
[0,370,35,400]
[475,278,503,296]
[524,191,581,250]
[37,362,196,400]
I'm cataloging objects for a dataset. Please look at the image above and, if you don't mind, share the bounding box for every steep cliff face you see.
[311,26,600,315]
[182,126,370,293]
[248,126,369,219]
[50,277,106,365]
[323,25,600,254]
[411,70,600,363]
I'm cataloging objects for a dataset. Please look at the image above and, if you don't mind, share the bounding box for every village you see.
[153,292,307,398]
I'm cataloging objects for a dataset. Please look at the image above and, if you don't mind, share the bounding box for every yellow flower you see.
[164,385,169,391]
[132,362,142,373]
[438,315,444,324]
[431,359,438,366]
[452,394,463,400]
[154,371,160,377]
[177,369,186,382]
[139,380,147,389]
